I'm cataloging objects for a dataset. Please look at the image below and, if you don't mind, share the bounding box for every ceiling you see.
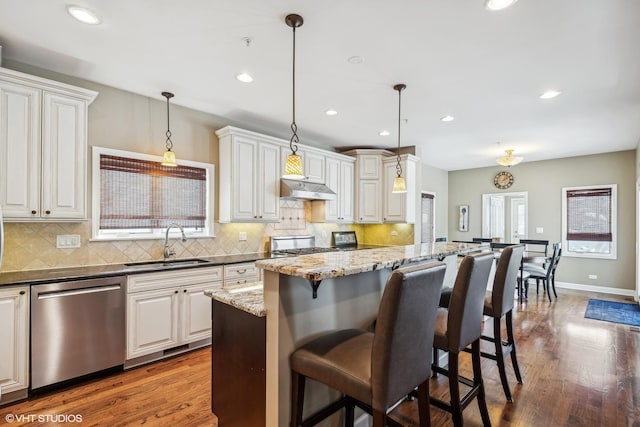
[1,0,639,171]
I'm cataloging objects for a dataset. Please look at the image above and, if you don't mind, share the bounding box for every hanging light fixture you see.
[392,83,407,194]
[161,91,177,167]
[282,14,305,180]
[496,149,523,167]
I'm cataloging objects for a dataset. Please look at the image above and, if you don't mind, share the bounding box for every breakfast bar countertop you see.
[255,241,485,281]
[205,282,265,317]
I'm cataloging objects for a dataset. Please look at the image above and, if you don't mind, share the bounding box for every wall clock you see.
[494,171,514,189]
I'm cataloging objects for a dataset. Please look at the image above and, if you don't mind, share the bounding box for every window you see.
[421,192,435,243]
[562,184,616,259]
[92,147,214,240]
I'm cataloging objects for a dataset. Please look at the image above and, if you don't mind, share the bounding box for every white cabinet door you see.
[358,154,382,180]
[0,286,29,397]
[358,180,381,223]
[180,283,212,343]
[339,160,355,222]
[127,288,180,359]
[257,142,280,221]
[41,92,87,219]
[304,151,325,183]
[323,157,340,221]
[0,81,41,218]
[383,156,417,223]
[231,136,258,221]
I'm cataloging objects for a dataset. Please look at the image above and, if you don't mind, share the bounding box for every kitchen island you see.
[254,241,484,427]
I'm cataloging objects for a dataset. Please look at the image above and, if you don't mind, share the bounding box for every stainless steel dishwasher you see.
[31,275,126,390]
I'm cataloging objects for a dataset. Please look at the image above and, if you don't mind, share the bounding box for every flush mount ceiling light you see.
[236,73,254,83]
[392,83,407,194]
[496,149,523,167]
[440,115,455,122]
[161,92,177,167]
[539,90,561,99]
[282,13,305,180]
[485,0,518,11]
[66,5,101,25]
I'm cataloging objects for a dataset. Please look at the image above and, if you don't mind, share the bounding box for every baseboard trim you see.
[555,281,636,297]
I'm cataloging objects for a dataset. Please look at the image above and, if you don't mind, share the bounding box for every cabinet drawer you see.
[127,266,223,293]
[224,262,259,280]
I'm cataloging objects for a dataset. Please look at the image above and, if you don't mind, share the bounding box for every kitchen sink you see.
[125,258,210,269]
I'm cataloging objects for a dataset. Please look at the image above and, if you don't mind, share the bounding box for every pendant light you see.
[282,14,305,180]
[161,91,177,167]
[391,83,407,194]
[496,149,523,167]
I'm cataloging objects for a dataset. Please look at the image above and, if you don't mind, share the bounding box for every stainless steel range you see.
[269,232,380,256]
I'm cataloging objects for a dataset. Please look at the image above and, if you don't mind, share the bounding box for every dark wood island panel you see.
[211,299,266,427]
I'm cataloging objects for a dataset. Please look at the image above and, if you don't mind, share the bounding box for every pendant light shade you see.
[283,13,305,180]
[161,91,177,167]
[391,84,407,194]
[495,149,523,167]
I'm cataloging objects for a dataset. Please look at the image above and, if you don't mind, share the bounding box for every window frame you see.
[561,184,617,260]
[91,146,215,241]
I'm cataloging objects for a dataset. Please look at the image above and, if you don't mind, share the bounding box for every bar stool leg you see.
[345,398,355,427]
[417,381,432,427]
[431,348,439,378]
[448,353,463,427]
[506,311,523,384]
[472,340,491,426]
[290,371,305,427]
[493,317,513,402]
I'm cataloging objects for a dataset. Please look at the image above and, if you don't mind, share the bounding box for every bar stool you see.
[430,253,494,427]
[478,244,525,402]
[290,261,447,427]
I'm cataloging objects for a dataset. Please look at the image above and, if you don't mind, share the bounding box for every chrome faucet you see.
[164,223,187,260]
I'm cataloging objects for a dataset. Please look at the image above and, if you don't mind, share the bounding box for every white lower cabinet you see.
[126,267,222,361]
[0,286,29,404]
[223,262,260,287]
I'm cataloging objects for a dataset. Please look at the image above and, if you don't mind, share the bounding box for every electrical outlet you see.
[390,231,398,237]
[588,274,598,280]
[239,232,247,241]
[56,234,81,248]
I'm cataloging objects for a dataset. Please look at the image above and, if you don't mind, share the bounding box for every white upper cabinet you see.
[303,150,325,183]
[383,154,418,223]
[310,155,355,223]
[0,67,97,221]
[217,127,281,222]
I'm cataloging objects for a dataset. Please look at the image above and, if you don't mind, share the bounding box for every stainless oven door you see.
[30,276,126,390]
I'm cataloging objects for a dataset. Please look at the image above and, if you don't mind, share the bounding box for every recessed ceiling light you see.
[236,73,254,83]
[440,115,455,122]
[348,56,364,64]
[485,0,518,11]
[325,110,338,116]
[539,90,561,99]
[66,6,101,25]
[379,130,390,136]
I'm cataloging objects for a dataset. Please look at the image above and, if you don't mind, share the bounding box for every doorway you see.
[482,191,528,243]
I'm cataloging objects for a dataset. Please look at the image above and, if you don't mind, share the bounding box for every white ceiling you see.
[1,0,639,170]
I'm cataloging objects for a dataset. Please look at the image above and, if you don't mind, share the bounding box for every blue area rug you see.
[584,299,640,327]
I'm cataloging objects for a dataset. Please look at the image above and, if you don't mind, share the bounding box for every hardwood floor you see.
[1,289,638,426]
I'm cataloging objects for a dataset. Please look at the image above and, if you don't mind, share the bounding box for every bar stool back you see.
[289,261,447,427]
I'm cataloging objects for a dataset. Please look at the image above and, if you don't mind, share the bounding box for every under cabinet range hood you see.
[280,179,336,201]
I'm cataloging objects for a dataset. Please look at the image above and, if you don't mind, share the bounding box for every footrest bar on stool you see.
[301,396,349,427]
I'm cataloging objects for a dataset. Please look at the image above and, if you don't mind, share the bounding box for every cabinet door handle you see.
[45,210,51,215]
[237,279,247,284]
[31,210,37,215]
[237,269,247,274]
[20,290,26,295]
[183,289,187,293]
[254,215,257,218]
[259,215,263,218]
[174,290,179,294]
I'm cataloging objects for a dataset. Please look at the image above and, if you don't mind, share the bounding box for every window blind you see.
[566,187,612,242]
[421,193,435,243]
[99,154,206,230]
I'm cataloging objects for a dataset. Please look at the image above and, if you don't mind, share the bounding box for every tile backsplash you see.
[1,200,414,272]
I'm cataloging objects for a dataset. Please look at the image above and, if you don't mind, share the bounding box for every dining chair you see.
[522,243,561,301]
[289,261,446,427]
[430,252,494,426]
[519,239,549,258]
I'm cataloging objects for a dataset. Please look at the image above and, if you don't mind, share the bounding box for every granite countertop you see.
[205,282,265,317]
[255,242,486,281]
[0,253,270,287]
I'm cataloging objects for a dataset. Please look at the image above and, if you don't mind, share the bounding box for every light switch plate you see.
[56,234,81,248]
[536,227,544,234]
